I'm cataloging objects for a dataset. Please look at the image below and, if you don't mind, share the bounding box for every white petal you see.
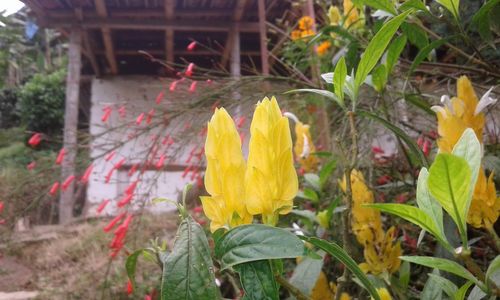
[475,87,498,115]
[283,112,299,123]
[431,106,446,117]
[300,133,310,158]
[372,10,393,19]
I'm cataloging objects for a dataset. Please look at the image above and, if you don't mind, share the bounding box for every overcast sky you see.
[1,0,24,16]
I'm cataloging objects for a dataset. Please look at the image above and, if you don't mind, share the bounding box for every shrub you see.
[0,88,20,128]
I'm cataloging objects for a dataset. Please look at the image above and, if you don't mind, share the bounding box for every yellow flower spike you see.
[301,29,315,38]
[339,293,352,300]
[245,97,298,226]
[328,6,341,26]
[343,0,360,28]
[433,76,499,229]
[371,288,392,300]
[311,271,335,300]
[292,120,319,172]
[201,108,252,232]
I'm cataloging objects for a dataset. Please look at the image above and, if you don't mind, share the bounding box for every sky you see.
[0,0,24,16]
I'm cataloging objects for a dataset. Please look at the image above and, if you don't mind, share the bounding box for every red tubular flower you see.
[61,175,75,191]
[114,158,126,170]
[128,164,138,177]
[182,165,192,178]
[0,219,5,225]
[96,199,110,214]
[371,146,384,154]
[55,148,66,165]
[156,154,166,169]
[103,212,126,232]
[189,81,197,93]
[126,280,133,295]
[187,41,197,51]
[169,80,178,92]
[422,140,431,156]
[136,112,145,125]
[125,180,138,195]
[80,164,94,184]
[155,90,165,104]
[417,135,424,148]
[144,295,152,300]
[206,79,212,84]
[118,105,126,118]
[236,116,246,128]
[117,193,133,208]
[185,63,195,77]
[28,133,42,147]
[0,202,4,214]
[101,107,112,123]
[49,182,60,195]
[27,161,36,171]
[147,109,155,124]
[376,175,391,185]
[105,151,116,161]
[105,168,115,183]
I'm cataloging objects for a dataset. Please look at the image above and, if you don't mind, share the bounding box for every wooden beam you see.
[75,7,100,76]
[45,18,261,32]
[95,49,260,56]
[257,0,269,75]
[164,0,174,63]
[59,27,82,224]
[221,0,249,67]
[94,0,118,74]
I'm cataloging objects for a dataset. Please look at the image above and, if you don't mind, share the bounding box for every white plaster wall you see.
[87,76,207,215]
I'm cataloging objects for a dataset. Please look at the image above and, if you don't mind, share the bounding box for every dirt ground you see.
[0,213,180,300]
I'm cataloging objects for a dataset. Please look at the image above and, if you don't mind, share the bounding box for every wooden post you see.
[257,0,269,75]
[59,27,82,224]
[230,26,241,78]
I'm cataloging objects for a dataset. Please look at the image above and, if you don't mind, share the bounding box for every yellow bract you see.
[201,108,252,232]
[294,121,319,172]
[433,76,499,230]
[291,16,315,41]
[339,170,401,275]
[328,0,365,30]
[310,271,335,300]
[246,97,299,225]
[372,288,392,300]
[316,41,332,56]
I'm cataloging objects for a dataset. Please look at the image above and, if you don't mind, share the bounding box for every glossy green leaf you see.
[399,261,411,289]
[437,0,460,20]
[485,255,500,289]
[471,0,500,43]
[371,64,387,92]
[452,128,482,205]
[355,0,397,14]
[402,23,429,51]
[416,168,444,235]
[286,89,343,108]
[366,203,451,251]
[400,256,484,289]
[234,260,279,300]
[354,11,410,93]
[421,269,444,300]
[161,217,219,300]
[455,281,474,300]
[399,0,428,12]
[358,110,428,167]
[289,255,324,298]
[300,236,381,300]
[297,188,320,203]
[428,153,471,242]
[428,273,458,297]
[319,159,337,189]
[408,38,452,75]
[126,249,148,289]
[404,93,435,115]
[334,57,347,105]
[215,224,305,270]
[304,173,321,191]
[385,35,407,75]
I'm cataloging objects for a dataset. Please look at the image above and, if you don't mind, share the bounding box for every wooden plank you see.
[95,49,260,56]
[75,7,100,76]
[48,8,259,18]
[59,27,82,224]
[221,0,249,67]
[257,0,269,75]
[45,18,261,32]
[94,0,118,74]
[164,0,174,63]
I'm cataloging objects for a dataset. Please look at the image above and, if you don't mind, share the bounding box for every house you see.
[20,0,313,223]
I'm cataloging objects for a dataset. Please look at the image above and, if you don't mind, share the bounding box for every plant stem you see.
[276,275,311,300]
[336,111,359,300]
[486,225,500,253]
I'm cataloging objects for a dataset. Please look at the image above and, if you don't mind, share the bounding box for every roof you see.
[21,0,294,76]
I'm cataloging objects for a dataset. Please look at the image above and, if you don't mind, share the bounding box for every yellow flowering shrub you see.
[291,16,315,40]
[432,76,499,229]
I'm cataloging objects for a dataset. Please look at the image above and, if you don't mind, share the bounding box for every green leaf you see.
[126,249,148,289]
[215,224,305,270]
[161,217,219,300]
[452,128,482,205]
[400,256,484,289]
[334,57,347,105]
[428,153,472,243]
[399,0,428,12]
[421,269,444,300]
[471,0,500,43]
[366,203,451,251]
[234,260,279,300]
[385,35,407,75]
[485,255,500,289]
[354,0,397,15]
[286,89,343,108]
[371,64,387,92]
[289,255,324,298]
[399,261,411,289]
[297,188,320,203]
[437,0,460,20]
[358,110,428,167]
[402,23,429,51]
[404,94,435,115]
[408,37,452,75]
[304,173,321,191]
[291,209,318,224]
[319,159,337,189]
[416,168,444,236]
[300,236,381,300]
[427,273,458,298]
[354,11,411,94]
[455,281,474,300]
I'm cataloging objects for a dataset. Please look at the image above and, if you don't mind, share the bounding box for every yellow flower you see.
[371,288,392,300]
[339,170,401,275]
[339,293,352,300]
[245,97,298,225]
[291,29,302,41]
[359,227,402,275]
[432,76,499,229]
[316,210,330,229]
[311,271,335,300]
[343,0,359,28]
[298,16,314,31]
[301,29,315,38]
[201,108,252,232]
[317,41,332,56]
[292,120,319,172]
[328,6,341,26]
